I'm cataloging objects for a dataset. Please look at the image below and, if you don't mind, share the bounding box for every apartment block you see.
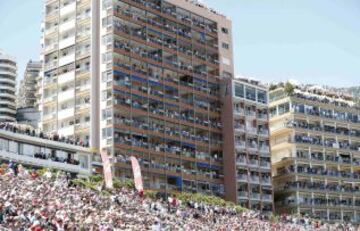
[17,60,42,109]
[222,78,273,212]
[41,0,91,144]
[0,50,17,123]
[270,83,360,223]
[41,0,234,198]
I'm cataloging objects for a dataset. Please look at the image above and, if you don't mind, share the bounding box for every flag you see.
[130,156,143,192]
[100,151,113,189]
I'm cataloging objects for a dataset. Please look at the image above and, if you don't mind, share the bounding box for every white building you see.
[0,50,17,123]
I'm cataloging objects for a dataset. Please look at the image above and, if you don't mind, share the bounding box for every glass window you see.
[245,86,256,101]
[22,144,38,157]
[269,107,277,118]
[278,103,290,115]
[0,138,8,151]
[9,141,18,153]
[234,83,244,98]
[257,90,267,104]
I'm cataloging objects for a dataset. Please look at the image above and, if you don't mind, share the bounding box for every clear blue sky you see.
[0,0,359,87]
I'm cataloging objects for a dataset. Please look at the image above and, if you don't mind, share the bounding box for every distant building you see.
[16,107,41,129]
[17,60,42,109]
[0,50,17,123]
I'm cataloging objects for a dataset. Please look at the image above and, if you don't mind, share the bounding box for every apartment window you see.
[234,83,244,98]
[257,90,267,104]
[221,27,229,34]
[245,86,256,101]
[278,103,290,115]
[222,43,229,49]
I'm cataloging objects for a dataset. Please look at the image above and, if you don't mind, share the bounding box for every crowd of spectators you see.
[0,165,359,230]
[0,123,89,148]
[34,153,80,166]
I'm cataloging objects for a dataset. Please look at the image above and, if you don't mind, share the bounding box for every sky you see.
[0,0,359,87]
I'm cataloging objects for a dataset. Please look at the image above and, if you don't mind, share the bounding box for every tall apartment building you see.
[270,83,360,223]
[41,0,92,144]
[0,50,17,123]
[222,78,273,212]
[17,60,42,109]
[41,0,234,197]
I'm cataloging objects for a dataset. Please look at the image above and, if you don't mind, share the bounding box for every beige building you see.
[270,82,360,223]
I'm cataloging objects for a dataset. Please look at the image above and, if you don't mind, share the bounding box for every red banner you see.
[130,156,143,192]
[100,151,113,189]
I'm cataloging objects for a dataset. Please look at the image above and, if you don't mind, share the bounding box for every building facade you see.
[17,60,42,109]
[222,78,273,212]
[41,0,235,198]
[41,0,92,144]
[270,83,360,223]
[0,50,17,123]
[0,124,92,176]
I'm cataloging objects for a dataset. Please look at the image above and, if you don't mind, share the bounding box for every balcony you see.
[59,36,76,49]
[45,26,58,36]
[246,127,258,135]
[58,71,75,85]
[238,191,248,199]
[250,176,260,183]
[257,114,268,120]
[58,89,75,102]
[262,194,272,201]
[236,157,247,166]
[245,110,256,119]
[234,124,245,133]
[60,1,76,16]
[44,60,57,71]
[58,108,74,120]
[235,141,246,151]
[59,53,75,66]
[250,193,260,200]
[248,144,258,152]
[249,159,259,167]
[58,125,75,137]
[59,19,76,33]
[43,94,57,104]
[44,43,58,53]
[43,112,56,121]
[234,108,244,116]
[260,161,271,169]
[237,174,248,182]
[262,177,271,185]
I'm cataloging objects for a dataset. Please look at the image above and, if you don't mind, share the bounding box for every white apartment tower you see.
[0,50,17,123]
[41,0,93,145]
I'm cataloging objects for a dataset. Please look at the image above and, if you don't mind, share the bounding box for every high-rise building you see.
[41,0,234,197]
[0,50,17,123]
[41,0,92,144]
[269,82,360,223]
[222,78,273,212]
[16,60,42,128]
[17,60,42,109]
